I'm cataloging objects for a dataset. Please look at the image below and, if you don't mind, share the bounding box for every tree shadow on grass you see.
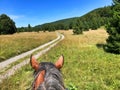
[96,43,108,53]
[96,43,120,54]
[96,43,109,53]
[96,43,105,49]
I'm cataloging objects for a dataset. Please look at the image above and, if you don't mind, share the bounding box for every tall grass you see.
[0,32,57,62]
[0,29,120,90]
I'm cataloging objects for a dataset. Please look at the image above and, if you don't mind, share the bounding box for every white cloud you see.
[9,15,25,20]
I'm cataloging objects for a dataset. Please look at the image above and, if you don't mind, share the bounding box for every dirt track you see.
[0,32,64,83]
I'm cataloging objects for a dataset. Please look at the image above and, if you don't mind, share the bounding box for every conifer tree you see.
[104,0,120,54]
[73,19,83,34]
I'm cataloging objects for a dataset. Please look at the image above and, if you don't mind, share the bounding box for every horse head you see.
[30,55,65,90]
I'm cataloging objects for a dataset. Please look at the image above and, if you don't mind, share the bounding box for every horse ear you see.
[30,55,39,71]
[55,55,64,69]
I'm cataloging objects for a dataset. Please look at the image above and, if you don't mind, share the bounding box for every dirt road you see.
[0,32,64,83]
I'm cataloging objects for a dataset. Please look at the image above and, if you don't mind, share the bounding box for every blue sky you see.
[0,0,113,27]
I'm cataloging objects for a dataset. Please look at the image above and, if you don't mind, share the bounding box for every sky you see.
[0,0,113,27]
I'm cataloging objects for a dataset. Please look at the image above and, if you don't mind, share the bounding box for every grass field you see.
[0,29,120,90]
[0,32,57,62]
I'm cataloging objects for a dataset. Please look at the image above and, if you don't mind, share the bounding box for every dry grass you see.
[0,32,57,61]
[59,29,108,47]
[0,29,120,90]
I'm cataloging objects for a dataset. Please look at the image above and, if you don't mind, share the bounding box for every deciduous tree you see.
[0,14,17,34]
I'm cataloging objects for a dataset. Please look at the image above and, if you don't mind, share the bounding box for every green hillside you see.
[34,6,112,32]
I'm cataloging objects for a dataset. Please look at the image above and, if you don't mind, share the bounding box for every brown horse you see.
[30,55,66,90]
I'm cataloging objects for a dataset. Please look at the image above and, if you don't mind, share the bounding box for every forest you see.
[33,6,112,33]
[16,6,112,33]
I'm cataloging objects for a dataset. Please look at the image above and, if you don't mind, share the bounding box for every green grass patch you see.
[0,30,120,90]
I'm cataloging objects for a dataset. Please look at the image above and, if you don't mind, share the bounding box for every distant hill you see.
[34,17,78,31]
[18,6,112,32]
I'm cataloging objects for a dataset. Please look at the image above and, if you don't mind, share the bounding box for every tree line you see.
[33,6,112,34]
[0,6,113,34]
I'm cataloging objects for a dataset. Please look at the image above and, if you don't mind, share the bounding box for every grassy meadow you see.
[0,32,57,62]
[0,29,120,90]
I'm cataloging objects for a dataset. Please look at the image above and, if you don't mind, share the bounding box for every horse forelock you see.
[33,62,65,90]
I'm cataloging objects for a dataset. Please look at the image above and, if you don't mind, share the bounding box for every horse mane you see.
[33,62,65,90]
